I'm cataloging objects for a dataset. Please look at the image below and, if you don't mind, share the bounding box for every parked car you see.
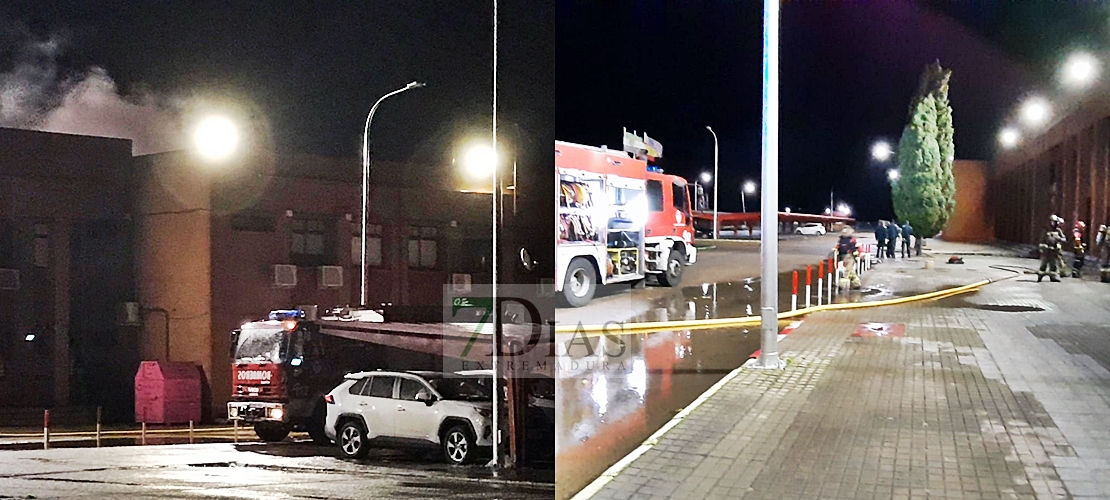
[323,370,493,464]
[795,223,827,236]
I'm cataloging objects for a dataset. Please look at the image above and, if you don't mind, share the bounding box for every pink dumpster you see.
[135,360,202,424]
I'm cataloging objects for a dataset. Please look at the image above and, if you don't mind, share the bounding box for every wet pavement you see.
[0,440,554,499]
[555,237,985,499]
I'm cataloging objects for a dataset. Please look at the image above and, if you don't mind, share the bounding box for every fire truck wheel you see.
[561,258,597,307]
[657,250,685,287]
[442,424,477,465]
[337,420,370,459]
[253,422,290,442]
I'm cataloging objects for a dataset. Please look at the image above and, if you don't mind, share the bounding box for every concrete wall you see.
[942,160,994,242]
[134,152,215,417]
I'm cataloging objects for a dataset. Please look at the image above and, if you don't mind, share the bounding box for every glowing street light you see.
[700,172,712,183]
[1062,52,1099,89]
[1020,97,1050,127]
[463,144,499,179]
[741,180,756,213]
[871,141,893,162]
[887,169,900,181]
[998,127,1020,149]
[836,203,851,217]
[193,116,238,160]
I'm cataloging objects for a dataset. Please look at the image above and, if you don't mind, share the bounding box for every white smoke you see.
[0,28,182,155]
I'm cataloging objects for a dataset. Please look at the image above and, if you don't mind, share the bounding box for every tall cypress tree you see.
[893,61,956,255]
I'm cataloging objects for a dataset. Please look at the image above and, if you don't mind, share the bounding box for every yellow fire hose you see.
[556,278,993,336]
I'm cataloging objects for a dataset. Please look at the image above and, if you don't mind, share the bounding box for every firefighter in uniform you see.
[835,227,862,290]
[1052,216,1071,277]
[1097,225,1110,282]
[1038,215,1065,282]
[1072,220,1087,277]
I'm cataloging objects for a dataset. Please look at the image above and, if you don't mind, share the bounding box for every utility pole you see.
[756,0,783,370]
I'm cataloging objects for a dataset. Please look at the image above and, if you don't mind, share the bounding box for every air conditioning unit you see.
[451,273,472,293]
[0,269,19,291]
[118,302,142,326]
[318,266,343,289]
[273,265,297,288]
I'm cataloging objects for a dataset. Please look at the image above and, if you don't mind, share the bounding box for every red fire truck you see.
[556,141,696,307]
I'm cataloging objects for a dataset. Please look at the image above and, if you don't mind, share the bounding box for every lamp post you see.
[756,0,782,369]
[742,180,756,214]
[360,81,425,307]
[706,126,719,239]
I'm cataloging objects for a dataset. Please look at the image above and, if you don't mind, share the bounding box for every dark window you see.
[463,238,492,271]
[647,180,664,212]
[0,222,13,268]
[407,226,438,268]
[348,378,369,395]
[352,223,383,267]
[291,218,335,266]
[398,378,426,401]
[672,182,688,211]
[33,224,48,268]
[368,376,395,398]
[231,214,276,232]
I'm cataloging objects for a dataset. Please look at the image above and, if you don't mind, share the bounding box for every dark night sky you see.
[0,1,554,180]
[556,0,1108,221]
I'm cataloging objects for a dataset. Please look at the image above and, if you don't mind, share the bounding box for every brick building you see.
[990,90,1110,245]
[0,127,522,422]
[0,128,136,420]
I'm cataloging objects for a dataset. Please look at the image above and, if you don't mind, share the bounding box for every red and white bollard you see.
[43,409,50,450]
[817,261,824,306]
[791,270,798,311]
[805,265,812,308]
[827,258,834,298]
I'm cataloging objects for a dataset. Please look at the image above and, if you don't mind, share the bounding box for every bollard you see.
[817,261,824,306]
[805,265,812,308]
[233,419,239,443]
[43,409,49,450]
[96,406,102,448]
[791,271,798,311]
[141,421,146,446]
[189,420,194,444]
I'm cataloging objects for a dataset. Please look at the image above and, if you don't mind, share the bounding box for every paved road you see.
[0,441,554,499]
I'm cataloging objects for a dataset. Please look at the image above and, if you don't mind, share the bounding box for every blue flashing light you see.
[269,309,305,321]
[646,165,664,173]
[290,357,303,367]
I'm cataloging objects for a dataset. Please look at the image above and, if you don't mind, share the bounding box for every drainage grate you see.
[975,304,1045,313]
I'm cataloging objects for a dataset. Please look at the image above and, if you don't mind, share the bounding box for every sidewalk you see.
[584,245,1110,500]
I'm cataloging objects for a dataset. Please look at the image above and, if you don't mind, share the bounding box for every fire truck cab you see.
[556,141,696,307]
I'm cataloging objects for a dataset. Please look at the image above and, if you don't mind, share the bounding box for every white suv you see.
[323,370,493,464]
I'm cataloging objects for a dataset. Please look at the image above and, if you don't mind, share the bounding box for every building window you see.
[231,214,276,232]
[351,224,383,267]
[33,224,48,268]
[407,226,437,268]
[291,219,334,266]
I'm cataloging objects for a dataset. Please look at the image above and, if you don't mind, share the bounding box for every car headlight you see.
[270,407,284,420]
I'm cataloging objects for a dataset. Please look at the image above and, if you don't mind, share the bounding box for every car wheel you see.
[561,258,597,307]
[795,229,803,235]
[442,424,476,465]
[253,422,290,442]
[337,420,370,459]
[657,250,684,287]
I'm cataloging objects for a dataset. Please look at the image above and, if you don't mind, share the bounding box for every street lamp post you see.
[361,81,425,307]
[706,126,719,239]
[742,180,756,214]
[756,0,782,370]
